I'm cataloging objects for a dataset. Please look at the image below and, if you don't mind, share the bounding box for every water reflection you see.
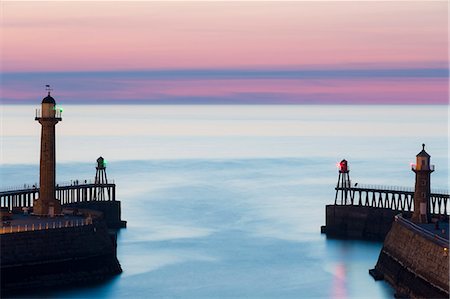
[332,263,348,299]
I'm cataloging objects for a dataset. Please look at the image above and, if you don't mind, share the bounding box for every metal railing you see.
[35,108,62,119]
[411,164,435,172]
[335,184,449,215]
[353,184,415,193]
[0,218,93,235]
[336,183,447,195]
[0,181,116,210]
[0,184,38,193]
[0,179,115,192]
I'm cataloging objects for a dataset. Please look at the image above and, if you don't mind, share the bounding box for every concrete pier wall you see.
[374,219,449,298]
[0,221,122,293]
[65,201,126,228]
[324,205,403,241]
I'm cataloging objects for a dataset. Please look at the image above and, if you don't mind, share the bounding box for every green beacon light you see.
[96,157,107,169]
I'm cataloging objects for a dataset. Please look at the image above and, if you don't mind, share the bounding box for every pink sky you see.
[1,1,448,104]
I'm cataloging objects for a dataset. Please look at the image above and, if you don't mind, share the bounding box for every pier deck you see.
[417,221,449,240]
[1,214,90,234]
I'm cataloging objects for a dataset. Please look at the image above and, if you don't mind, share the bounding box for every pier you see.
[324,146,449,298]
[0,181,116,211]
[1,157,125,229]
[373,214,449,298]
[1,91,124,294]
[0,179,125,229]
[334,183,449,216]
[324,148,449,241]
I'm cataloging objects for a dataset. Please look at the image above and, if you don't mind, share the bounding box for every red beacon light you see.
[338,159,348,172]
[335,158,353,204]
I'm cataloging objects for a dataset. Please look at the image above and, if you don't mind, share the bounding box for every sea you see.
[1,105,448,299]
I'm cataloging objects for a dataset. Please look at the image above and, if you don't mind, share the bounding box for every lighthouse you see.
[411,144,434,223]
[33,87,62,216]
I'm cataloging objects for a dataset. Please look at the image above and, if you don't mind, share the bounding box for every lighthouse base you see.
[32,198,62,216]
[411,211,429,224]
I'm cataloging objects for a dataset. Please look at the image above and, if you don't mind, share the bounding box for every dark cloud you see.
[1,67,448,104]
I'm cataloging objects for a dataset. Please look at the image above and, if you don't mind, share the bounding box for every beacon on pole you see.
[94,156,109,201]
[335,159,354,205]
[33,85,62,216]
[411,144,434,223]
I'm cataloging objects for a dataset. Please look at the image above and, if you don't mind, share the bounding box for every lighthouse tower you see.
[411,144,434,223]
[33,87,62,216]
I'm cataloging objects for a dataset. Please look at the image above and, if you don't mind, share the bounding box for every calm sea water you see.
[1,105,448,298]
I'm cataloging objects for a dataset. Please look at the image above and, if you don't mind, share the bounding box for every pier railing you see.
[0,182,116,210]
[335,184,449,216]
[0,218,93,235]
[0,179,115,193]
[395,214,448,246]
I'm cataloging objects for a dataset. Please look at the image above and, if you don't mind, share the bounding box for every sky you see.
[0,1,448,104]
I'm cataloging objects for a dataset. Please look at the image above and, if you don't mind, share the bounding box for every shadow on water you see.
[3,275,121,299]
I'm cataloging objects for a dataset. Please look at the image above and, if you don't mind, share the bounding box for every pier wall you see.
[64,201,126,228]
[324,205,405,241]
[0,221,122,293]
[374,219,449,298]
